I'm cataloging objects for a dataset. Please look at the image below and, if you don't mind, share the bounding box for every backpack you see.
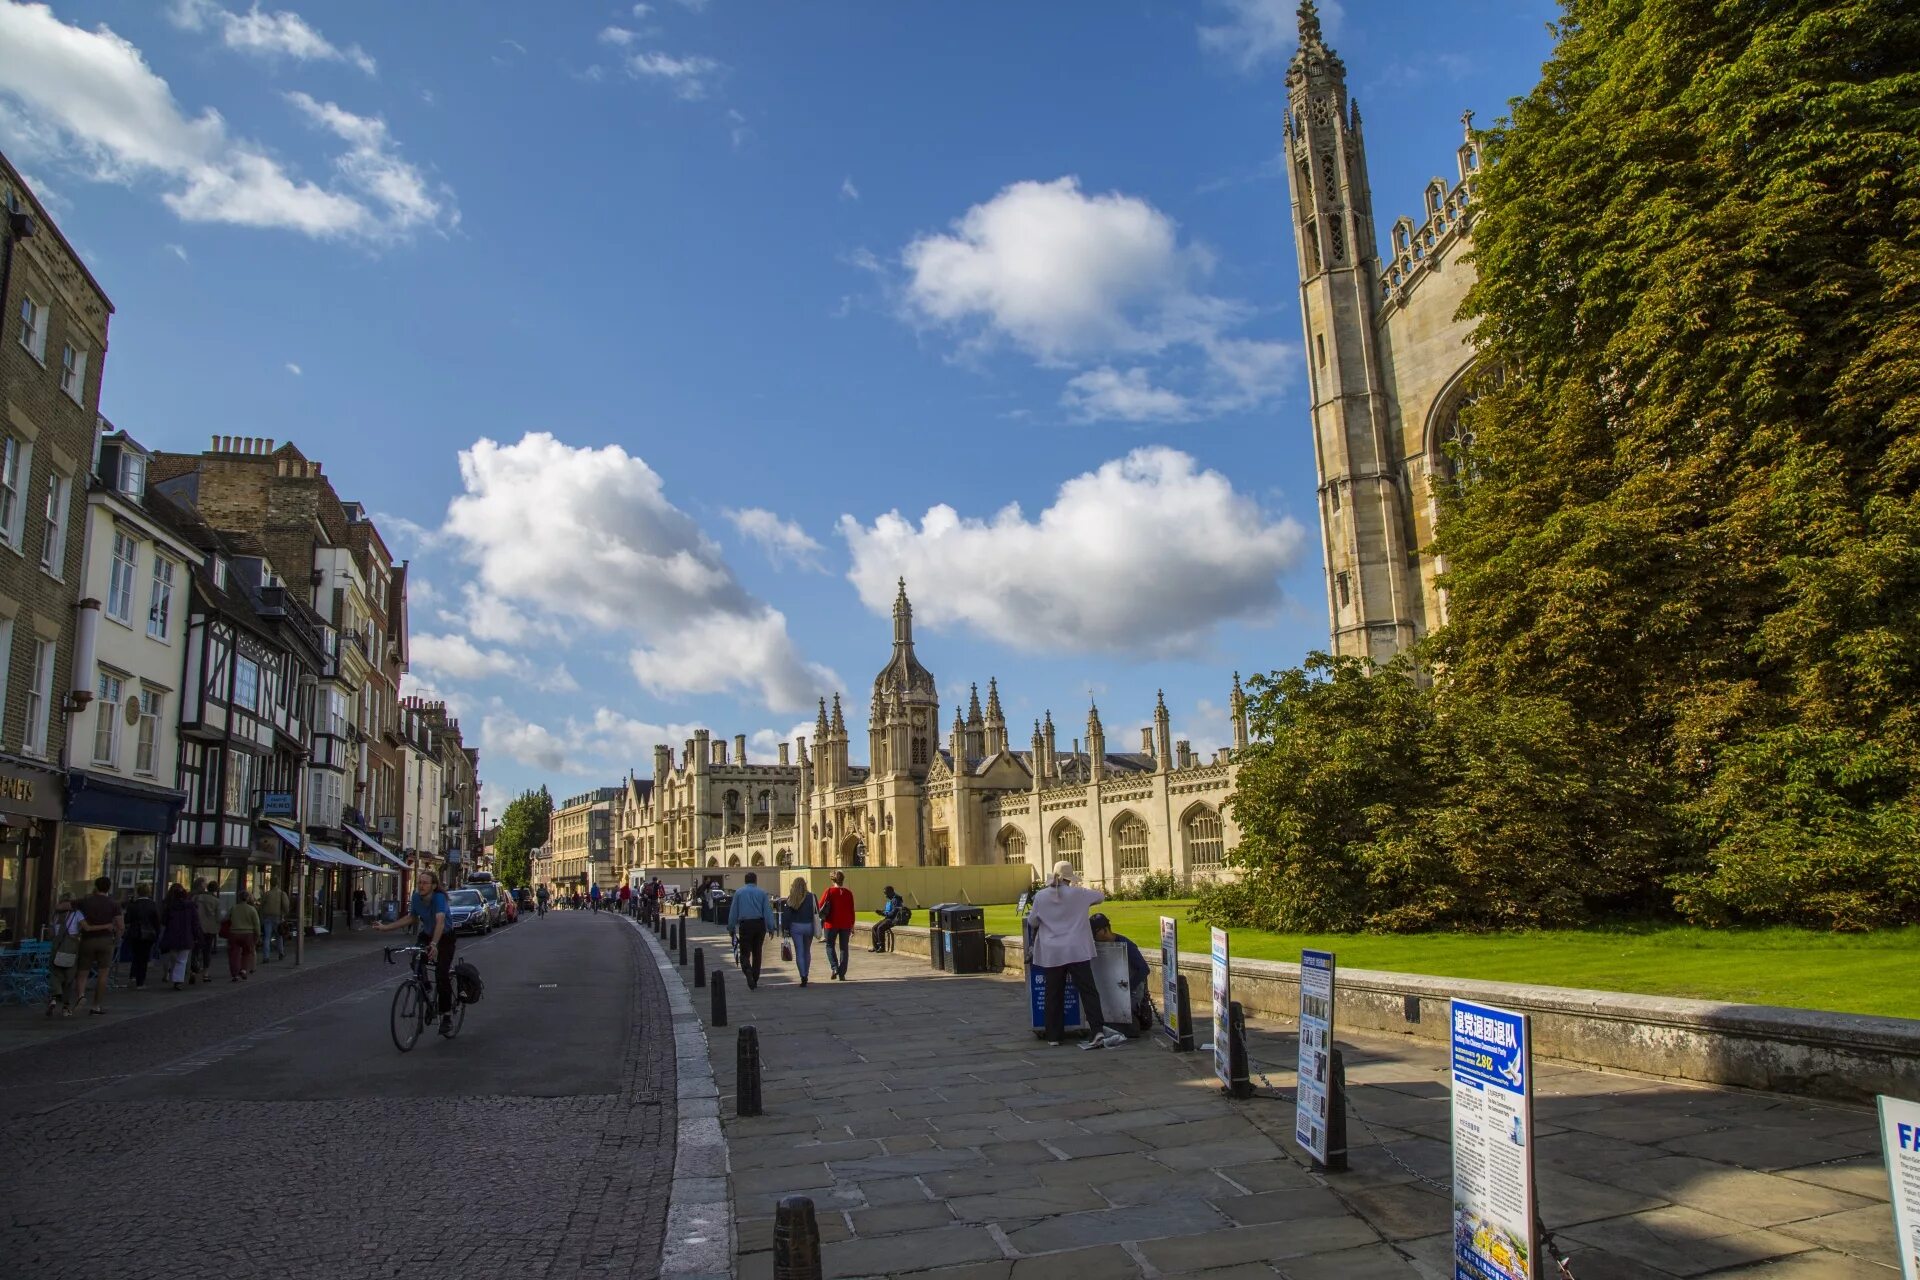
[455,960,484,1005]
[894,907,912,926]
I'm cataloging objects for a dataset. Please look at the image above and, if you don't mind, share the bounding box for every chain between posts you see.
[1244,1054,1578,1278]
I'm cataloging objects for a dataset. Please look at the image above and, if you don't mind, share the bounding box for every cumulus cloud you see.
[1198,0,1344,71]
[441,583,565,647]
[169,0,376,75]
[623,50,723,99]
[839,447,1305,656]
[1062,367,1192,423]
[726,507,825,571]
[410,630,576,692]
[898,177,1291,419]
[0,4,450,240]
[598,26,639,47]
[481,712,581,775]
[442,432,836,712]
[285,92,451,233]
[284,360,302,375]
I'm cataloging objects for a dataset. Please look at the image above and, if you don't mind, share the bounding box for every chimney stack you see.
[734,733,746,764]
[1141,728,1154,753]
[778,742,790,766]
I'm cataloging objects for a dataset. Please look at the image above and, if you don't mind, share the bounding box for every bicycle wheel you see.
[390,980,423,1052]
[445,992,467,1039]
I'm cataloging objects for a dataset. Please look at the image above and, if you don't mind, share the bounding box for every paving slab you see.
[663,915,1893,1279]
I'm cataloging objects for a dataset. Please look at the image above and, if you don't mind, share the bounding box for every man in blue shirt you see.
[588,882,602,912]
[727,872,776,989]
[376,870,456,1036]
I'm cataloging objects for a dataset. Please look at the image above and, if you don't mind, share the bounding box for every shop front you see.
[264,823,383,934]
[0,754,68,945]
[63,769,188,905]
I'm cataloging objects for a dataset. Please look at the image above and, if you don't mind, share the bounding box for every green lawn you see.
[978,900,1920,1019]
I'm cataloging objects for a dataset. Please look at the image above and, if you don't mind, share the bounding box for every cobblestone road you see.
[0,909,674,1280]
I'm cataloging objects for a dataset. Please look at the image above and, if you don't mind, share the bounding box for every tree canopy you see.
[492,786,552,889]
[1213,0,1919,931]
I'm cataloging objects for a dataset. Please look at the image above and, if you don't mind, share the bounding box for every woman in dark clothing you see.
[124,883,162,988]
[157,883,202,991]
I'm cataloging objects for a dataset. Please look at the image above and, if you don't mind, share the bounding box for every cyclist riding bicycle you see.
[375,869,457,1036]
[536,884,549,917]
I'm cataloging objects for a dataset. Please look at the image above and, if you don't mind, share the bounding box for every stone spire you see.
[1290,0,1344,80]
[967,682,983,725]
[830,692,845,736]
[814,696,830,745]
[983,677,1007,756]
[892,576,913,648]
[1230,672,1250,751]
[1154,689,1173,774]
[985,677,1004,723]
[1086,699,1106,782]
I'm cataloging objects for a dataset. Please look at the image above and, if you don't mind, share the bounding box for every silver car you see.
[446,888,489,935]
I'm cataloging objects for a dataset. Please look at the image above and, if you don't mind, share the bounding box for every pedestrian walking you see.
[70,876,123,1015]
[191,879,220,979]
[226,890,261,981]
[353,886,367,921]
[1029,861,1124,1050]
[45,896,82,1017]
[158,883,200,990]
[819,870,855,980]
[727,871,775,990]
[259,881,288,962]
[784,877,819,987]
[589,882,602,913]
[124,882,161,989]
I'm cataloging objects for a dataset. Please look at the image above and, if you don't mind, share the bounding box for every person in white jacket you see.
[1026,861,1124,1049]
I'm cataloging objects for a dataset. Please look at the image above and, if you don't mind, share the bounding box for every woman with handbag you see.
[225,890,261,982]
[158,883,201,990]
[784,877,818,988]
[45,897,82,1017]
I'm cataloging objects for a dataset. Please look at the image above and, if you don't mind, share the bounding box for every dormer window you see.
[118,449,146,499]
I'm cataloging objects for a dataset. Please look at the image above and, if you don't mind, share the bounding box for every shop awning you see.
[342,823,409,872]
[264,823,386,874]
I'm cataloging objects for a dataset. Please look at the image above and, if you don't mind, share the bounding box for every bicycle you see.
[384,944,465,1052]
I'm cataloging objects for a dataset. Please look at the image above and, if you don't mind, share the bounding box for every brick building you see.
[0,156,113,943]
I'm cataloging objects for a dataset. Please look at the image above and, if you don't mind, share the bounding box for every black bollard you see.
[711,970,728,1026]
[1224,1000,1254,1100]
[694,946,706,987]
[679,921,688,966]
[736,1025,763,1117]
[1323,1048,1350,1173]
[771,1195,822,1280]
[1172,974,1196,1052]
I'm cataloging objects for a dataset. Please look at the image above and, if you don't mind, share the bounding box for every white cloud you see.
[571,708,705,761]
[1062,367,1192,422]
[411,632,525,681]
[726,507,825,571]
[599,26,639,47]
[284,361,301,375]
[749,722,816,761]
[169,0,376,75]
[1198,0,1344,71]
[441,583,566,647]
[623,50,723,99]
[442,432,836,713]
[840,175,860,201]
[839,447,1305,656]
[897,176,1292,419]
[631,4,653,15]
[902,176,1212,363]
[164,242,188,261]
[668,0,709,10]
[0,5,448,240]
[481,712,582,775]
[285,92,452,233]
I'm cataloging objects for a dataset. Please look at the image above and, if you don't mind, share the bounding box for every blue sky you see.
[0,0,1559,806]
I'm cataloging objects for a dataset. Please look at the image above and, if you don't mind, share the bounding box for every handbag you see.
[52,927,80,969]
[781,939,793,962]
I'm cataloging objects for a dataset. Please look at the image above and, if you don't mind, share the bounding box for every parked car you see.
[446,888,489,935]
[471,880,505,929]
[512,887,534,916]
[499,892,518,924]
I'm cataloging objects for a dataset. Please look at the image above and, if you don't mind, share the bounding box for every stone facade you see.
[1286,2,1483,662]
[610,583,1244,890]
[554,786,619,890]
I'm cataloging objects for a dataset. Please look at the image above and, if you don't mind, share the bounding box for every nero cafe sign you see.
[260,791,295,819]
[0,760,63,821]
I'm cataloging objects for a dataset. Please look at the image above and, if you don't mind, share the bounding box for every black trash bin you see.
[940,905,988,973]
[928,902,954,971]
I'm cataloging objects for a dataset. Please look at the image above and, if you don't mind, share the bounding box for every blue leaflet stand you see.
[1025,918,1084,1039]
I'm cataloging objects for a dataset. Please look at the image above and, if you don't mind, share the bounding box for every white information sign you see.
[1211,927,1231,1087]
[1295,949,1335,1162]
[1160,916,1180,1047]
[1450,998,1536,1280]
[1881,1095,1920,1279]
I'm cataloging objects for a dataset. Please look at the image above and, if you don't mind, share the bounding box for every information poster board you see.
[1211,927,1231,1087]
[1450,999,1536,1280]
[1160,917,1180,1046]
[1024,918,1080,1035]
[1296,949,1336,1162]
[1880,1095,1920,1279]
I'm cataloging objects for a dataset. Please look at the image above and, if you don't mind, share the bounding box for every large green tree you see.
[492,786,552,889]
[1432,0,1920,926]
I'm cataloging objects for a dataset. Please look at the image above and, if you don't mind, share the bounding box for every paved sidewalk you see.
[0,925,392,1053]
[663,915,1895,1279]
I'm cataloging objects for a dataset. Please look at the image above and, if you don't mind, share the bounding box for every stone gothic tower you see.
[1284,1,1485,660]
[871,579,939,779]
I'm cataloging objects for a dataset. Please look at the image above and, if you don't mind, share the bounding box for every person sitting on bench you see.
[870,886,904,952]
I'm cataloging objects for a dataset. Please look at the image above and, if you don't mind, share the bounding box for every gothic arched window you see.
[1051,821,1084,874]
[998,827,1027,866]
[1113,816,1150,875]
[1184,806,1225,870]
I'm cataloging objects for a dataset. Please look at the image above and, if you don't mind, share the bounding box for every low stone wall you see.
[852,923,1920,1104]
